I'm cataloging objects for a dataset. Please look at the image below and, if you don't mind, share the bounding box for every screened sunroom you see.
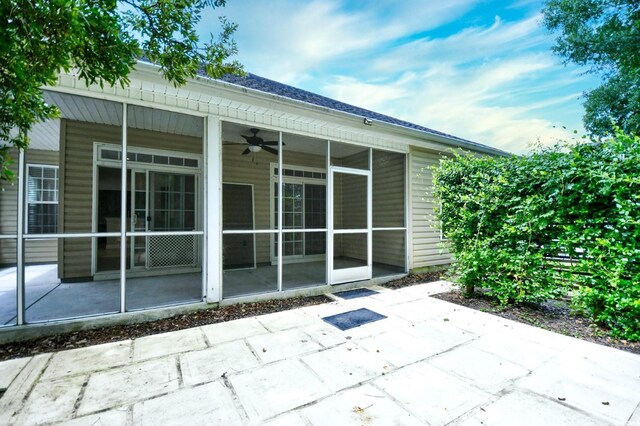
[0,91,205,326]
[221,122,407,299]
[0,90,408,327]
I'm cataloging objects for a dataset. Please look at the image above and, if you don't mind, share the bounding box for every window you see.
[271,165,326,259]
[27,165,59,234]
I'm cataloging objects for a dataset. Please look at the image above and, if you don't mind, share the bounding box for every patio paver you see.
[42,340,131,380]
[77,356,180,416]
[0,281,638,425]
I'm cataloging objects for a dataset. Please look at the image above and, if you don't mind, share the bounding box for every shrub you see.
[433,130,640,340]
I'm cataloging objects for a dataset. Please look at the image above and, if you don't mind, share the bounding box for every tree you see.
[542,0,640,137]
[0,0,243,181]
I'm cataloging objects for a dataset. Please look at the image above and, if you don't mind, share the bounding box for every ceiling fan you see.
[238,128,281,155]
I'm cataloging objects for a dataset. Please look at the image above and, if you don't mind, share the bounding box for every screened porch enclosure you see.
[0,92,205,326]
[221,122,407,298]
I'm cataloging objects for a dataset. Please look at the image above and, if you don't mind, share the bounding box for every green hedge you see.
[433,130,640,341]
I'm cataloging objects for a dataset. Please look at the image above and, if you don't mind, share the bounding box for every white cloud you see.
[371,14,546,73]
[201,1,596,153]
[217,0,481,84]
[324,55,584,153]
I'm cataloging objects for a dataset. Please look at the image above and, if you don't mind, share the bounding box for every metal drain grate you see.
[333,288,379,300]
[322,308,387,331]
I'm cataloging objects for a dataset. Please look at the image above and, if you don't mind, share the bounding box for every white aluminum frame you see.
[7,93,213,326]
[328,158,373,285]
[91,142,204,278]
[268,162,327,264]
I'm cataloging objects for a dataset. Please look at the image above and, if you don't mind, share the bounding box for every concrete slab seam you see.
[2,355,53,424]
[627,400,640,425]
[367,379,432,424]
[70,374,91,421]
[516,386,619,426]
[175,355,184,389]
[220,373,251,424]
[243,338,264,366]
[20,354,53,404]
[198,326,212,347]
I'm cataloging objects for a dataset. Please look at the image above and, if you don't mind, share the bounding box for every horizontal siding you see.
[0,148,59,265]
[62,120,203,279]
[373,150,405,228]
[373,230,404,267]
[0,149,19,257]
[222,145,325,263]
[62,121,120,278]
[25,239,58,264]
[221,146,407,268]
[410,148,450,268]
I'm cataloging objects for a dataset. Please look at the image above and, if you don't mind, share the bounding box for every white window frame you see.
[91,142,204,277]
[269,163,327,264]
[25,164,59,235]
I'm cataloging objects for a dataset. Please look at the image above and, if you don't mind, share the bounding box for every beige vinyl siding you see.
[372,150,405,268]
[0,149,19,266]
[334,151,368,262]
[373,230,405,268]
[222,147,325,264]
[335,173,366,261]
[221,146,407,268]
[410,147,451,268]
[61,120,202,279]
[0,148,59,265]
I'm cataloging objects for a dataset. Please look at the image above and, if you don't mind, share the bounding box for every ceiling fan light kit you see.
[240,127,281,155]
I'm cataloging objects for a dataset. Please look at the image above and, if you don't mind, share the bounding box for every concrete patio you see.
[0,281,639,425]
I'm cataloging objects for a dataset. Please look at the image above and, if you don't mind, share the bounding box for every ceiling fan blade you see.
[260,141,279,146]
[241,148,251,155]
[261,145,278,155]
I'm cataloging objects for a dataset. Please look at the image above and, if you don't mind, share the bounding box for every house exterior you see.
[0,62,505,328]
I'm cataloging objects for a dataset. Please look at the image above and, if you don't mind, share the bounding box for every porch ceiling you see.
[40,91,204,139]
[221,121,366,158]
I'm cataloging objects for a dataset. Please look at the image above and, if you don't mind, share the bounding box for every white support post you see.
[277,131,283,291]
[367,148,373,278]
[206,116,222,303]
[201,119,207,301]
[16,149,26,325]
[326,141,332,284]
[120,104,128,313]
[404,153,410,272]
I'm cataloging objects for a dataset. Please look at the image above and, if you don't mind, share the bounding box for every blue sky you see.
[198,0,599,153]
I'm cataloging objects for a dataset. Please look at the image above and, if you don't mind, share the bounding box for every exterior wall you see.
[372,150,406,268]
[61,120,202,279]
[409,147,451,268]
[221,146,407,269]
[222,146,325,264]
[0,148,59,266]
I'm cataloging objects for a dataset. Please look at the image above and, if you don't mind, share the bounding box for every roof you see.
[131,58,505,155]
[214,72,507,155]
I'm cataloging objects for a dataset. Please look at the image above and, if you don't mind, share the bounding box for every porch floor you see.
[0,260,403,325]
[223,259,403,299]
[0,265,201,325]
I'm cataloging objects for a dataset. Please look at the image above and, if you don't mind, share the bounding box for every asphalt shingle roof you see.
[216,72,504,153]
